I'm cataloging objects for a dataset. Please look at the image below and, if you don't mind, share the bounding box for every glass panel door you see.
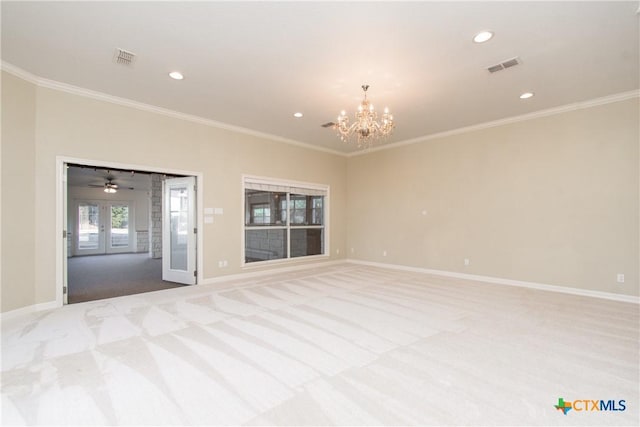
[169,188,188,270]
[162,177,196,285]
[75,201,133,255]
[106,202,133,254]
[110,205,129,248]
[76,201,105,255]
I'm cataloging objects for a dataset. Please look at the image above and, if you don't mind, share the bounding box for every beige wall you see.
[1,72,37,311]
[2,69,638,313]
[2,71,348,312]
[347,98,639,296]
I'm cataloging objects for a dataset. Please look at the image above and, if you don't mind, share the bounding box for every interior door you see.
[162,177,196,285]
[75,201,105,255]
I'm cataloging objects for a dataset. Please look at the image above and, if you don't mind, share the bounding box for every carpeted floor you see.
[68,253,184,303]
[2,263,638,425]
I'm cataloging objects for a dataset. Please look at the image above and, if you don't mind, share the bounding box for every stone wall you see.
[136,230,149,253]
[151,174,164,258]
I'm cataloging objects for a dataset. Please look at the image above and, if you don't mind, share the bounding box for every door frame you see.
[56,156,204,307]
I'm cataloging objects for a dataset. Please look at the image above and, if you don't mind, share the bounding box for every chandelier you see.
[336,84,395,147]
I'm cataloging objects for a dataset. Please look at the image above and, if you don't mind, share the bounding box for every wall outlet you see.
[382,250,387,257]
[218,260,228,268]
[464,258,470,266]
[350,248,354,254]
[336,248,340,255]
[617,273,625,283]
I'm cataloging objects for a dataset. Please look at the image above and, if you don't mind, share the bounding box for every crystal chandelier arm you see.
[334,84,395,147]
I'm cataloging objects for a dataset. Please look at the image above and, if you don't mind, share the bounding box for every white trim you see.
[6,259,635,318]
[1,301,59,321]
[202,259,344,286]
[56,156,205,307]
[4,61,637,160]
[243,174,330,192]
[2,260,344,318]
[348,89,640,157]
[1,61,344,157]
[242,254,330,270]
[347,259,640,304]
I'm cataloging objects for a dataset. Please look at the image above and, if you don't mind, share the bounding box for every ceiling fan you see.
[88,178,133,193]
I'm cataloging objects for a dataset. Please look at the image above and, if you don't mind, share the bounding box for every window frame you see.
[242,175,329,267]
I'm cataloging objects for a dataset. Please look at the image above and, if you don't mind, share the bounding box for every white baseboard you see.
[1,300,60,320]
[200,259,347,286]
[347,259,640,304]
[4,259,635,319]
[0,260,346,319]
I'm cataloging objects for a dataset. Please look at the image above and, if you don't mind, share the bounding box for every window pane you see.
[290,195,324,225]
[110,205,129,248]
[245,229,288,262]
[78,203,100,250]
[311,197,323,225]
[290,228,323,258]
[290,194,307,225]
[245,190,287,226]
[170,187,188,270]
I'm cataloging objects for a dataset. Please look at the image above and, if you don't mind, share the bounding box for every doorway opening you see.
[63,161,200,304]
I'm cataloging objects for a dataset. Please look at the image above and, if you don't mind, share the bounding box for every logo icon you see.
[555,397,572,415]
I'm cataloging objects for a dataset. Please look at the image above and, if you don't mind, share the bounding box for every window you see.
[250,203,271,224]
[244,177,328,264]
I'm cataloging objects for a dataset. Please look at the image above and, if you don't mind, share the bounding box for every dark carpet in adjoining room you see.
[68,253,184,303]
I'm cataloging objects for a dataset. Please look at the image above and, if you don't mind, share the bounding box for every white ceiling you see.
[67,165,152,192]
[2,1,638,153]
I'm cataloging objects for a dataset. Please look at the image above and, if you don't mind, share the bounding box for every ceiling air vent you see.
[113,48,137,67]
[321,122,336,128]
[487,57,521,73]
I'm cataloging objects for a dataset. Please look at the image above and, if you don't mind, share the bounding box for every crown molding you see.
[3,61,637,160]
[348,89,640,157]
[1,61,346,157]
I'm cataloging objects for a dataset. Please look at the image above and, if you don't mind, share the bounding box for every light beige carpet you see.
[2,264,638,425]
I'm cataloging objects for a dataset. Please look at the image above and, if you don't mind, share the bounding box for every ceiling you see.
[67,165,152,192]
[2,1,638,154]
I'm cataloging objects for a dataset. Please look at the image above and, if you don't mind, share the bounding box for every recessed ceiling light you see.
[168,71,184,80]
[293,112,303,118]
[520,92,534,99]
[473,31,494,43]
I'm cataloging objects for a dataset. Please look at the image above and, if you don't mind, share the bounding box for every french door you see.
[162,177,197,285]
[75,200,133,255]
